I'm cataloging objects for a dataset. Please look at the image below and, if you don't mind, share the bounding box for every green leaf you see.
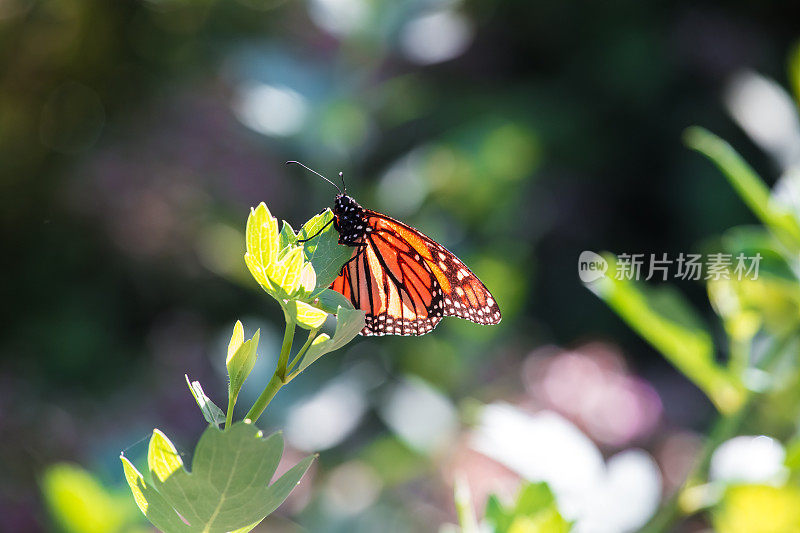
[785,436,800,473]
[298,210,353,295]
[272,246,305,297]
[296,305,365,373]
[514,483,559,515]
[485,495,507,531]
[243,203,309,300]
[121,457,191,532]
[123,422,314,533]
[587,255,744,414]
[684,127,800,252]
[227,321,245,363]
[709,227,800,344]
[244,203,280,294]
[788,41,800,107]
[506,511,571,533]
[244,204,351,304]
[316,288,354,313]
[285,299,329,330]
[279,220,297,250]
[43,462,139,533]
[186,375,226,428]
[485,482,571,533]
[227,522,261,533]
[226,328,259,400]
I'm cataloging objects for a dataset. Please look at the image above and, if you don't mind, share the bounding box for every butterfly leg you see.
[298,217,334,243]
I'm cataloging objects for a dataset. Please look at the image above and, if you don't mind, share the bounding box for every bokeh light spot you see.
[233,82,309,137]
[400,9,473,65]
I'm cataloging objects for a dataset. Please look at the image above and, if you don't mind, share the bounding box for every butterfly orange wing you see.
[330,210,501,336]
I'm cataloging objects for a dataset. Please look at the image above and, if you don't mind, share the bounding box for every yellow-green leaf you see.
[227,320,245,365]
[279,220,296,250]
[297,306,365,372]
[713,484,800,533]
[121,457,190,532]
[271,246,305,296]
[244,252,274,292]
[485,482,571,533]
[244,203,280,293]
[287,300,329,330]
[227,329,259,398]
[148,429,183,483]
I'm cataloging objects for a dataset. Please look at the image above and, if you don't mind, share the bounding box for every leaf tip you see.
[682,125,719,153]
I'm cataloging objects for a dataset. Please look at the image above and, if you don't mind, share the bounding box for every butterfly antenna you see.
[286,161,342,194]
[339,171,347,193]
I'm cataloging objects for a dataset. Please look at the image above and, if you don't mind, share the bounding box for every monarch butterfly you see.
[289,161,501,336]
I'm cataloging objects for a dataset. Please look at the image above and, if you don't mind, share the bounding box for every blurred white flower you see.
[322,461,382,517]
[710,435,788,485]
[576,450,662,533]
[725,71,800,171]
[472,403,662,533]
[285,371,368,451]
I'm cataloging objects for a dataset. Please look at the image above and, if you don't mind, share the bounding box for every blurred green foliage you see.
[42,463,144,533]
[591,112,800,529]
[713,484,800,533]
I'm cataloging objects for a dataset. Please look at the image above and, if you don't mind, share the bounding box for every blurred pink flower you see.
[523,343,663,448]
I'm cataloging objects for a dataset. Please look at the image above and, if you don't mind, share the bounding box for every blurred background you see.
[3,0,800,531]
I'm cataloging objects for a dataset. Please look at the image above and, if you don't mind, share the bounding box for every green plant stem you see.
[454,474,479,533]
[641,332,797,532]
[286,328,320,381]
[244,318,296,423]
[728,338,749,379]
[276,316,296,380]
[225,393,236,430]
[245,373,283,423]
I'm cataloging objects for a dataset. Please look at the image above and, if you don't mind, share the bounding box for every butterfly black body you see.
[332,194,369,246]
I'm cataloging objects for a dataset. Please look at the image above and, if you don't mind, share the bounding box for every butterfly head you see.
[283,161,366,245]
[333,194,366,245]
